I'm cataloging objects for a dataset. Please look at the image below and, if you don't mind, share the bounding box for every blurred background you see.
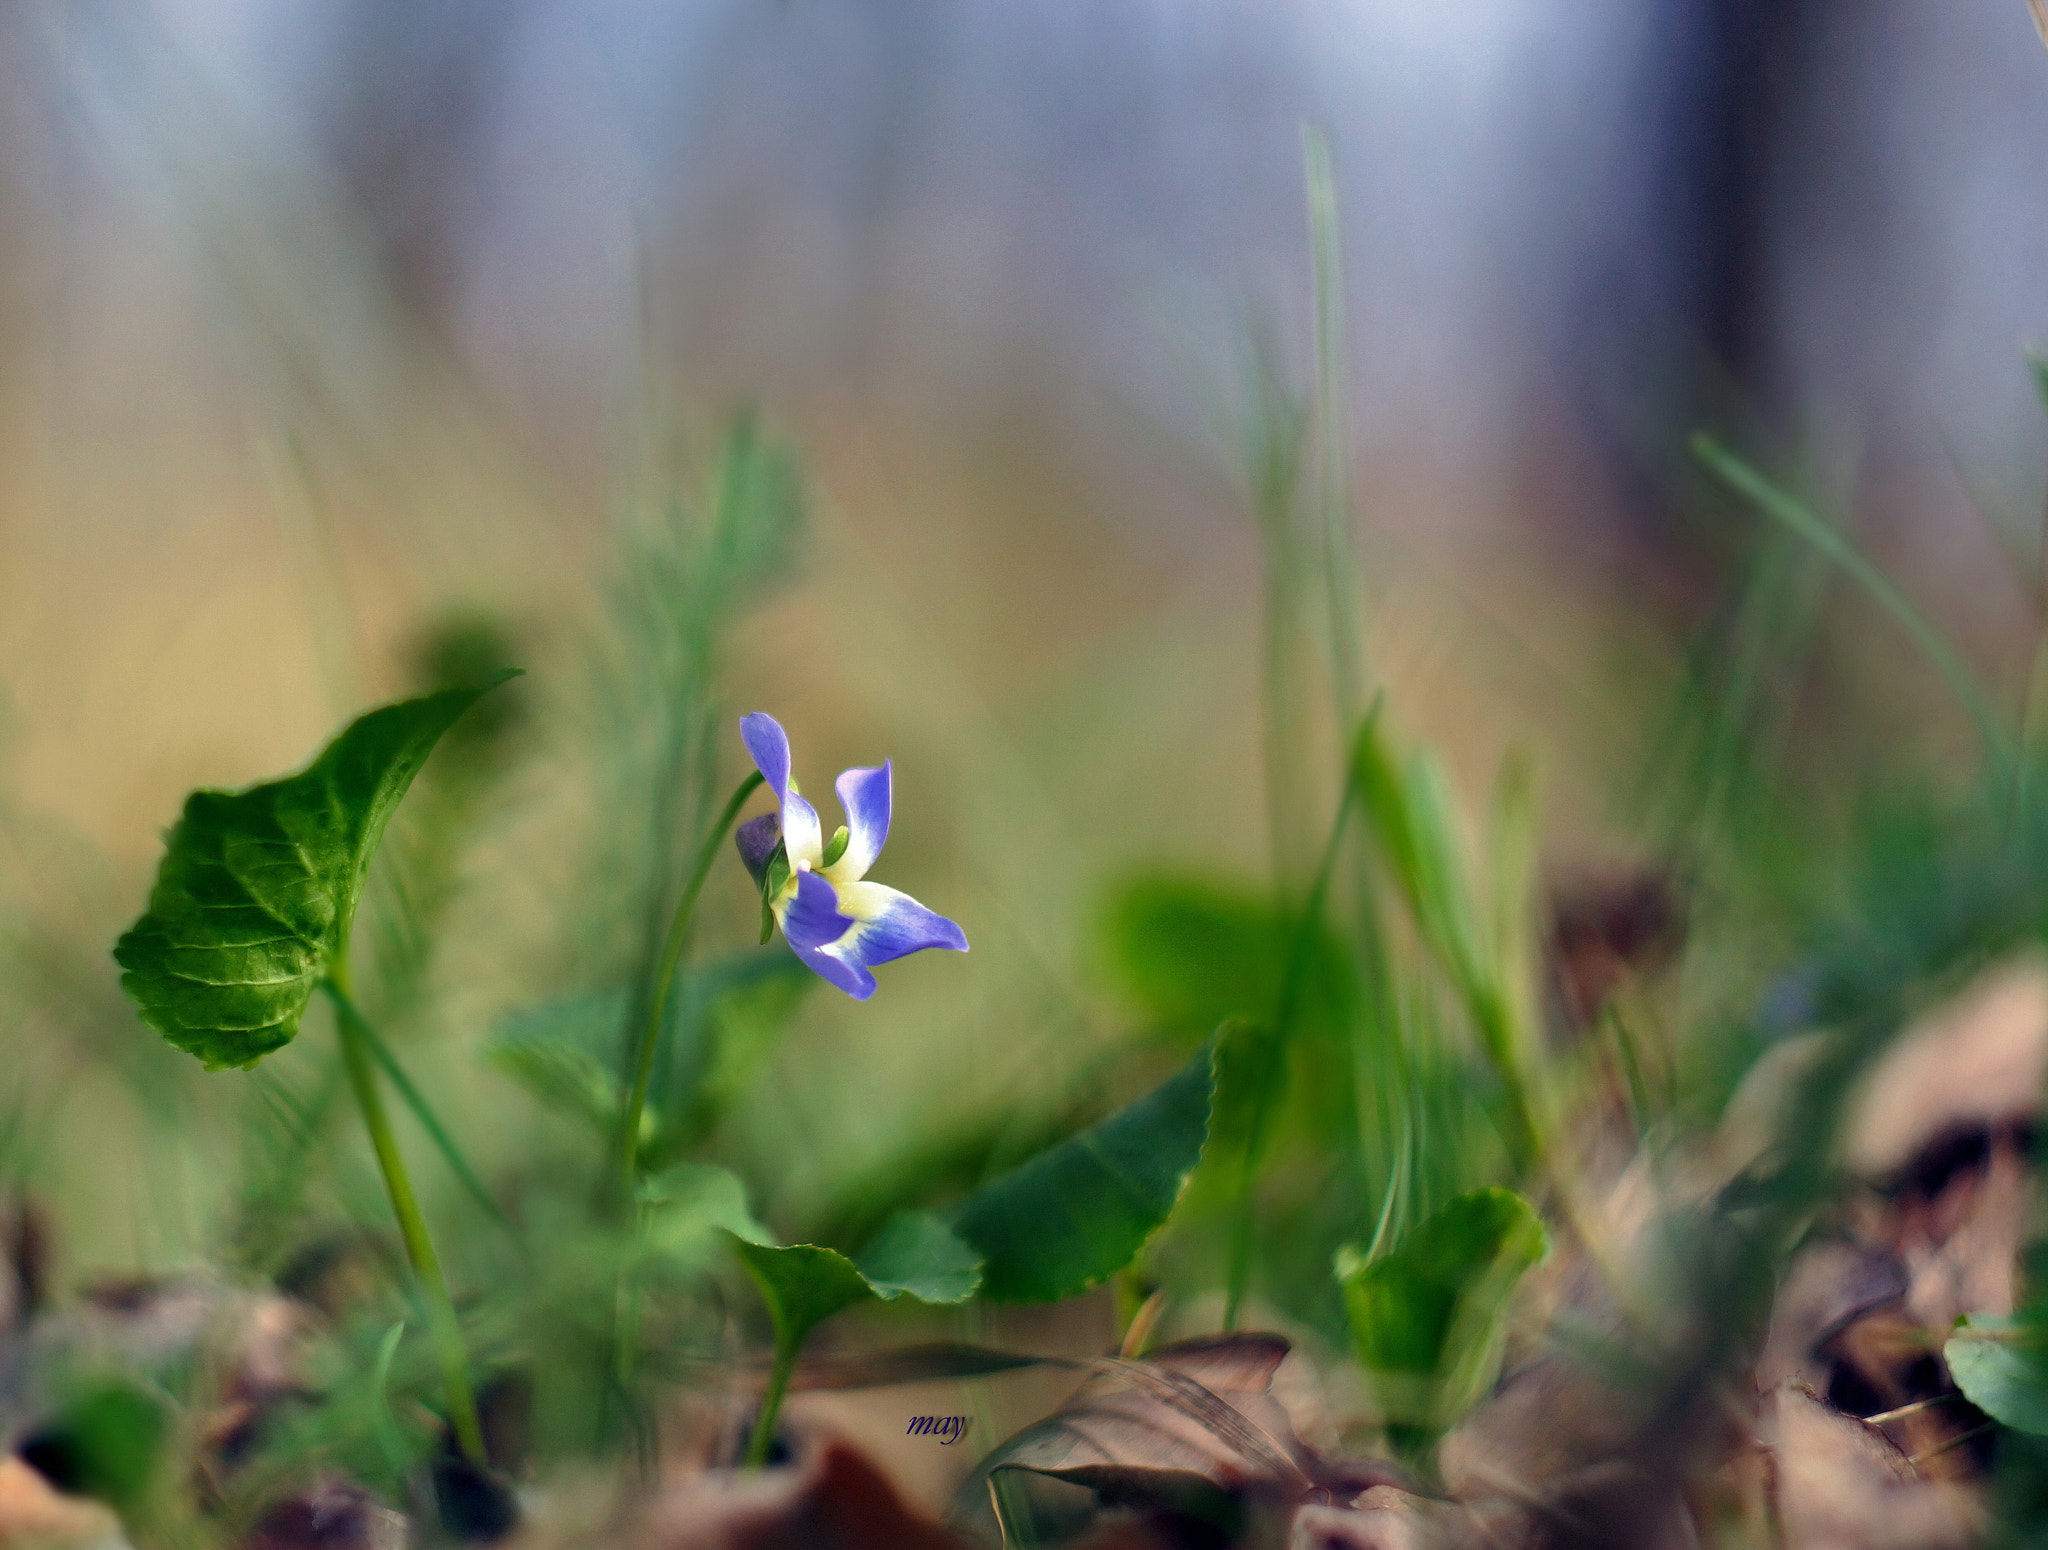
[4,0,2048,1321]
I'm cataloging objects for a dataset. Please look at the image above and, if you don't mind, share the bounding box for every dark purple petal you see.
[782,869,854,950]
[734,812,782,887]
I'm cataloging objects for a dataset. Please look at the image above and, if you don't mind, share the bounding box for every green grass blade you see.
[1693,435,2013,771]
[350,1011,513,1237]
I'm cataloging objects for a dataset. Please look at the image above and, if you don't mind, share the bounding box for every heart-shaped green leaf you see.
[948,1040,1216,1303]
[114,675,518,1070]
[1337,1187,1546,1445]
[726,1241,889,1355]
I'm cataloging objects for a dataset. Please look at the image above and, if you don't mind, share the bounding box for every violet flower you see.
[735,713,967,999]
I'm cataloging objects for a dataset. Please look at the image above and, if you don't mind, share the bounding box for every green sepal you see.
[114,674,519,1070]
[758,843,792,944]
[822,825,850,868]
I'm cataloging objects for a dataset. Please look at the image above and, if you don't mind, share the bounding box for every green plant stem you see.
[1223,783,1353,1331]
[348,1007,513,1236]
[613,769,766,1208]
[743,1333,800,1468]
[325,973,487,1467]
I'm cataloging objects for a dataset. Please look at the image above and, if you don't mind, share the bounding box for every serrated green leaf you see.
[1946,1318,2048,1436]
[1337,1187,1546,1443]
[856,1211,983,1303]
[114,675,518,1070]
[949,1040,1216,1303]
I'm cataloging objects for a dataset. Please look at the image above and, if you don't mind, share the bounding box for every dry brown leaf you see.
[968,1336,1315,1500]
[1757,1240,1908,1392]
[1290,1486,1482,1550]
[1766,1384,1978,1550]
[955,1335,1403,1545]
[1846,956,2048,1179]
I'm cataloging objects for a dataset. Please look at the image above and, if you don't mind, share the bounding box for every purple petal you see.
[739,713,791,800]
[791,940,876,1000]
[833,880,969,969]
[782,868,854,950]
[734,812,782,886]
[740,712,821,864]
[828,762,891,881]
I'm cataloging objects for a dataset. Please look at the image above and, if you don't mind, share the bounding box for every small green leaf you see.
[949,1040,1216,1303]
[115,675,518,1070]
[484,1007,623,1133]
[729,1240,882,1349]
[724,1196,980,1352]
[856,1211,983,1303]
[1337,1187,1546,1442]
[1946,1318,2048,1436]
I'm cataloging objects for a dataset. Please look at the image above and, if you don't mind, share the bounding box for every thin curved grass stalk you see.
[349,1008,513,1237]
[1693,435,2015,781]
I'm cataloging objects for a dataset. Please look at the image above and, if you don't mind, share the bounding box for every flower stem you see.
[325,971,487,1468]
[743,1333,800,1468]
[613,770,766,1209]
